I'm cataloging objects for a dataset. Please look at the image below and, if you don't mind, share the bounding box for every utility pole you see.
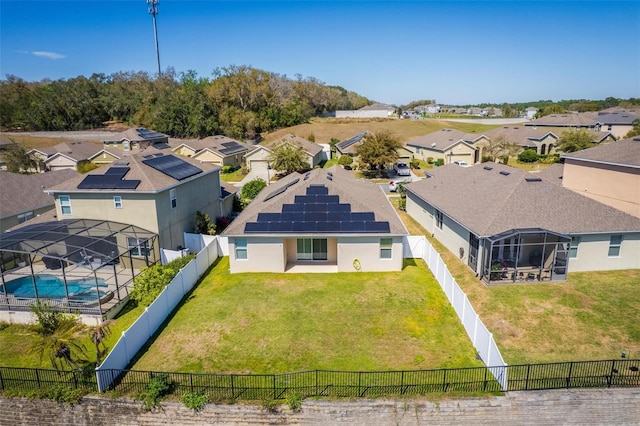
[147,0,161,76]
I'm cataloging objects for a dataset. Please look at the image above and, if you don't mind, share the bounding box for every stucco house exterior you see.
[335,131,413,164]
[335,102,396,119]
[483,126,560,155]
[170,135,252,169]
[45,149,232,250]
[0,169,80,233]
[405,163,640,284]
[406,129,490,164]
[222,166,408,273]
[525,109,639,139]
[102,128,169,152]
[245,134,323,174]
[559,137,640,218]
[525,107,538,119]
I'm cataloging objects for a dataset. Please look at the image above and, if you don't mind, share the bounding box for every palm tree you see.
[90,320,115,366]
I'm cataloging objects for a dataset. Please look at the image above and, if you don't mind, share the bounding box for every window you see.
[59,195,72,215]
[569,236,580,258]
[123,140,130,151]
[297,238,327,261]
[380,238,392,259]
[114,196,122,209]
[608,235,623,257]
[17,211,34,223]
[127,237,149,257]
[170,189,177,209]
[235,238,247,260]
[435,210,443,229]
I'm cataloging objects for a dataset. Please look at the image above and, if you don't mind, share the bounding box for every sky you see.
[1,1,639,106]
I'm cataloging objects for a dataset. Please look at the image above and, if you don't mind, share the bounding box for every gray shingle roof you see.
[359,102,395,111]
[595,111,640,125]
[103,128,168,143]
[47,141,103,162]
[266,134,323,156]
[170,135,251,157]
[0,169,80,218]
[561,137,640,168]
[525,112,598,127]
[222,166,407,237]
[535,163,564,185]
[405,163,640,237]
[406,129,485,151]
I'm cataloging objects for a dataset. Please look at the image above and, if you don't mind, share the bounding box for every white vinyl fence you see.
[405,236,508,390]
[95,235,220,392]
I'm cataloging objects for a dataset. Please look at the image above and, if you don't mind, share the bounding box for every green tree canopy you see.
[557,129,597,153]
[2,142,40,173]
[268,143,309,175]
[241,178,267,200]
[354,130,401,170]
[624,119,640,138]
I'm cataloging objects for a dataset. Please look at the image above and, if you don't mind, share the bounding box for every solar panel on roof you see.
[268,222,294,232]
[264,186,288,201]
[282,203,304,212]
[245,222,270,233]
[365,222,390,232]
[351,212,375,222]
[257,212,281,222]
[341,222,366,232]
[317,221,340,232]
[77,175,141,190]
[307,185,328,195]
[307,203,328,212]
[142,155,202,180]
[293,222,317,232]
[304,212,328,222]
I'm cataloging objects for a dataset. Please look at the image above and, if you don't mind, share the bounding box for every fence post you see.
[608,360,616,388]
[526,364,531,390]
[72,370,78,389]
[231,374,235,399]
[273,375,276,400]
[442,370,447,392]
[400,371,405,395]
[190,373,193,393]
[566,361,574,388]
[0,369,4,391]
[36,369,41,388]
[483,368,488,391]
[315,370,319,396]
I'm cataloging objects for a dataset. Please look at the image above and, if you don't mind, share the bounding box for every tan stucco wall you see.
[228,237,286,273]
[335,236,403,272]
[47,156,77,171]
[568,233,640,272]
[192,150,223,165]
[0,205,54,233]
[92,152,119,165]
[607,124,632,139]
[173,146,197,157]
[562,160,640,218]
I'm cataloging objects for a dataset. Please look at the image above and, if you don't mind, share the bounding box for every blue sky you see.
[1,1,639,105]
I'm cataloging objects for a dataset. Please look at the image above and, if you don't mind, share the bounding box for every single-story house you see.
[525,109,639,138]
[483,126,561,155]
[43,141,104,171]
[335,102,396,119]
[222,166,408,273]
[102,128,169,152]
[404,163,640,284]
[0,169,80,233]
[245,134,323,174]
[171,135,252,169]
[406,129,490,164]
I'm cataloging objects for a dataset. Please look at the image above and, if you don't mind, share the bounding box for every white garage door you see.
[249,159,269,173]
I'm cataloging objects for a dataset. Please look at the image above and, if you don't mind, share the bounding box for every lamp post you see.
[147,0,161,76]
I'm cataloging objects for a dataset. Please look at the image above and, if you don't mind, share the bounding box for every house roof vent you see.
[499,170,510,176]
[483,166,493,171]
[525,177,542,182]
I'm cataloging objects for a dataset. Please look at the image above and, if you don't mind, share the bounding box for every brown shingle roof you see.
[47,141,103,162]
[406,129,485,151]
[561,137,640,168]
[103,128,168,143]
[222,166,407,236]
[535,163,564,185]
[525,112,598,127]
[266,134,323,156]
[48,148,221,193]
[171,135,251,157]
[483,126,559,147]
[405,163,640,236]
[0,169,80,218]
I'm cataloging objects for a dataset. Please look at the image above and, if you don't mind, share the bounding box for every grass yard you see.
[132,257,483,374]
[0,301,145,368]
[396,210,640,365]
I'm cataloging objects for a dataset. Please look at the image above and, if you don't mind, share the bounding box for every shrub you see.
[261,398,279,413]
[194,211,216,235]
[307,133,315,142]
[221,165,235,174]
[5,385,86,405]
[215,216,232,233]
[435,158,444,166]
[137,373,175,411]
[182,391,209,411]
[338,155,353,166]
[130,255,195,307]
[501,156,510,165]
[241,178,267,200]
[481,156,493,163]
[77,161,100,174]
[410,159,420,169]
[285,391,303,412]
[518,149,538,163]
[427,157,434,164]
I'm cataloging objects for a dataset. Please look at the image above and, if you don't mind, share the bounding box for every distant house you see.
[484,126,560,155]
[525,107,538,120]
[406,129,489,164]
[102,128,169,153]
[335,102,396,119]
[0,169,80,233]
[594,110,639,138]
[26,141,103,172]
[336,131,413,164]
[559,137,640,218]
[45,150,231,250]
[405,163,640,283]
[222,166,408,273]
[171,135,252,169]
[526,110,638,138]
[244,134,323,174]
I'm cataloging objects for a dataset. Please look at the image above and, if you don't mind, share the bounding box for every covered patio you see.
[480,228,570,284]
[0,219,159,323]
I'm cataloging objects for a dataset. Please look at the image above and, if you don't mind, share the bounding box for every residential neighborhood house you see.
[526,109,639,139]
[222,166,408,273]
[335,102,396,119]
[244,134,324,175]
[405,129,490,165]
[170,135,252,169]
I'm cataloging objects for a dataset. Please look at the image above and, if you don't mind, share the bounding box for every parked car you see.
[393,162,411,176]
[389,180,397,192]
[453,161,471,167]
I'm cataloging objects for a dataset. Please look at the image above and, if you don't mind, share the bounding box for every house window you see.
[235,238,247,260]
[114,196,122,209]
[297,238,327,261]
[60,195,72,215]
[123,141,130,151]
[608,235,623,257]
[435,210,443,229]
[170,189,177,209]
[127,237,149,257]
[569,236,580,258]
[17,211,34,223]
[380,238,392,259]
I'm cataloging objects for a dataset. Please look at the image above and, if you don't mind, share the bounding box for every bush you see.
[137,373,175,411]
[285,391,303,412]
[435,158,444,166]
[338,155,353,166]
[261,398,279,413]
[77,161,100,174]
[410,158,420,169]
[221,165,235,174]
[182,391,209,411]
[307,133,315,142]
[518,149,539,163]
[481,156,493,163]
[427,157,434,164]
[194,211,216,235]
[4,385,86,405]
[130,255,195,307]
[215,216,232,233]
[241,178,267,200]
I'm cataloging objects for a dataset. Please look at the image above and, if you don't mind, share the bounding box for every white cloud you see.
[31,51,67,60]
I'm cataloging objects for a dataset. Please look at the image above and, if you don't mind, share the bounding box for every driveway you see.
[238,168,271,187]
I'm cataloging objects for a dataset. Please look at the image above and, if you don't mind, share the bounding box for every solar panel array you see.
[136,128,166,140]
[142,155,203,180]
[336,131,367,151]
[77,167,141,189]
[245,184,390,234]
[218,141,247,156]
[263,178,300,201]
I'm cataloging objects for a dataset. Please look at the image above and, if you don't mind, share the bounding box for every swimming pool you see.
[1,275,108,302]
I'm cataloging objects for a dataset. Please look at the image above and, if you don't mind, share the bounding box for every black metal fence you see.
[1,359,639,401]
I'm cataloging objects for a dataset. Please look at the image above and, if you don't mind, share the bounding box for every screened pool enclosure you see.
[0,219,159,322]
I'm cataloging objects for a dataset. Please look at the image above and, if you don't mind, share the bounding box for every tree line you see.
[0,66,370,140]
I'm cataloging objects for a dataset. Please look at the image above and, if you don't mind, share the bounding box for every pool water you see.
[2,275,108,302]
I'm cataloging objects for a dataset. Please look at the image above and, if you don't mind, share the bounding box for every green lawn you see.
[132,257,482,373]
[220,168,248,182]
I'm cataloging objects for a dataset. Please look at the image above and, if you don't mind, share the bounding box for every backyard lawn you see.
[396,209,640,365]
[132,257,483,373]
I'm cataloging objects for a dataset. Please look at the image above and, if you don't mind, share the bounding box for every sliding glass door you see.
[296,239,327,261]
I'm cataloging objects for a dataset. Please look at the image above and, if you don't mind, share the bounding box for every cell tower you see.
[147,0,161,76]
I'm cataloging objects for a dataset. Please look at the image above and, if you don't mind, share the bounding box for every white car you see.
[389,180,397,192]
[393,162,411,176]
